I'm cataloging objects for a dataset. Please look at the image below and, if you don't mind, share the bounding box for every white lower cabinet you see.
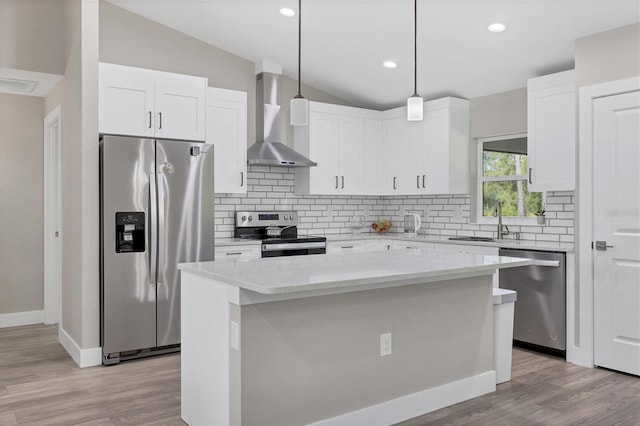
[390,240,435,250]
[326,239,391,254]
[215,244,260,259]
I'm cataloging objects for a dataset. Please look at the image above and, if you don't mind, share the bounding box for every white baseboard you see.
[0,310,44,328]
[58,326,102,368]
[311,371,497,426]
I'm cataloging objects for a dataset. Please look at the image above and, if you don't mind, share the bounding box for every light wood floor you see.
[1,324,638,425]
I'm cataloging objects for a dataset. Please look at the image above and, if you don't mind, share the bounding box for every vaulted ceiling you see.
[107,0,639,109]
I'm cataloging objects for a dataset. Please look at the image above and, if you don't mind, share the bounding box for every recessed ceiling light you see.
[279,7,295,17]
[383,61,397,69]
[488,23,506,33]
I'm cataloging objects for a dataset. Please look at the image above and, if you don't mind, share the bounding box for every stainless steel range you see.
[235,211,326,257]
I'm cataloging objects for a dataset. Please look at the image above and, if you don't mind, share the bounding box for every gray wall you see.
[469,88,527,139]
[240,276,493,425]
[0,0,67,75]
[99,1,354,150]
[43,0,100,349]
[0,94,45,315]
[575,23,640,88]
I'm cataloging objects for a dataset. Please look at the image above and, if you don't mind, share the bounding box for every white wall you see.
[0,94,45,315]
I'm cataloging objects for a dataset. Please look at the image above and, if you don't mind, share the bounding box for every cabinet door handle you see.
[240,171,244,187]
[393,176,397,190]
[158,112,163,129]
[335,176,339,189]
[417,175,420,189]
[225,252,242,256]
[148,111,152,129]
[341,176,345,189]
[341,245,354,249]
[423,174,426,188]
[528,168,533,184]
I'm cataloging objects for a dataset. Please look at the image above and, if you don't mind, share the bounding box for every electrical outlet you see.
[380,333,392,356]
[453,205,463,220]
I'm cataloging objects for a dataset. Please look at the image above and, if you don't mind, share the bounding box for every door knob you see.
[595,241,614,250]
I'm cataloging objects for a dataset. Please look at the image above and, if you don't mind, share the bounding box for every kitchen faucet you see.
[494,200,510,240]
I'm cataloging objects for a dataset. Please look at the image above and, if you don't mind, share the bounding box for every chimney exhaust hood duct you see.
[247,72,317,167]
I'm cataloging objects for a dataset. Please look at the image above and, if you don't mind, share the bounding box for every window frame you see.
[475,132,540,226]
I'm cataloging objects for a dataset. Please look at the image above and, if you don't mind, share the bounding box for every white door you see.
[339,116,364,194]
[99,63,155,137]
[593,89,640,376]
[44,106,62,324]
[207,88,247,194]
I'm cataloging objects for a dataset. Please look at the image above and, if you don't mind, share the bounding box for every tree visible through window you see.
[478,135,543,218]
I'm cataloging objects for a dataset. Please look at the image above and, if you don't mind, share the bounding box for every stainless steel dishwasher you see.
[498,248,566,356]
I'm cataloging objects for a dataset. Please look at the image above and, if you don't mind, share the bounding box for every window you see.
[477,134,543,219]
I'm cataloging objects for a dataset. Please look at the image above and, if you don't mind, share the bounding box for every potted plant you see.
[535,209,546,225]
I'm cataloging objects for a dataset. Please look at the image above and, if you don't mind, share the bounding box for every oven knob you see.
[241,215,247,221]
[248,216,253,221]
[289,215,294,220]
[284,216,288,221]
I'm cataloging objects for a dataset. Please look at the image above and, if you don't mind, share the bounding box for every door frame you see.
[44,105,62,324]
[577,76,640,368]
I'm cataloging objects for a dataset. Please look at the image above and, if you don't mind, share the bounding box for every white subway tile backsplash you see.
[214,166,575,242]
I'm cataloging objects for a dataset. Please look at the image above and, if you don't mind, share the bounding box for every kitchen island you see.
[179,249,530,426]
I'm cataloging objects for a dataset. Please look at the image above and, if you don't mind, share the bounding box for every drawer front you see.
[215,245,260,259]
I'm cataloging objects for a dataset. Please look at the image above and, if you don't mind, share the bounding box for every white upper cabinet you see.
[421,98,470,195]
[206,87,247,194]
[382,98,470,195]
[527,70,576,192]
[99,62,207,141]
[295,102,375,195]
[363,118,382,195]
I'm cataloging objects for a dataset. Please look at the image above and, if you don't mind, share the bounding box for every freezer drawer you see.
[499,248,566,352]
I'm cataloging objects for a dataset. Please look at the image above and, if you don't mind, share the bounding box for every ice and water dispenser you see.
[115,212,145,253]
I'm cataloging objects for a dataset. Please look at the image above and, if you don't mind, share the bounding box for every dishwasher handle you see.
[530,259,560,268]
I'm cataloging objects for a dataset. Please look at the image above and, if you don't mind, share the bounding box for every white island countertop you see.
[179,249,532,295]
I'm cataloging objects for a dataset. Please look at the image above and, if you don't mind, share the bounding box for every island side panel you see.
[239,275,494,425]
[181,271,235,426]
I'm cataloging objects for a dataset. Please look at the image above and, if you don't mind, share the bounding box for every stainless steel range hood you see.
[247,72,316,167]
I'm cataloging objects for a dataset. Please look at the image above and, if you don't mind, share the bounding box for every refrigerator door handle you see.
[157,173,167,283]
[149,172,158,283]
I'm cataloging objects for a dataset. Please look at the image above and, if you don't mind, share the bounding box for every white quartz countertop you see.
[179,249,532,295]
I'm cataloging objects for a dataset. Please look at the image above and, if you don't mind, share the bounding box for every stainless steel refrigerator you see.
[100,135,214,365]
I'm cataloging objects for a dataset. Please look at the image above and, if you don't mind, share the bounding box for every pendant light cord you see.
[296,0,303,98]
[413,0,418,97]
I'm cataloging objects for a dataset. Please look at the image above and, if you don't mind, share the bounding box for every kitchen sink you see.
[448,236,496,242]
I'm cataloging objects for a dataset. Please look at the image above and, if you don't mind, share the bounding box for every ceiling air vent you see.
[0,77,39,94]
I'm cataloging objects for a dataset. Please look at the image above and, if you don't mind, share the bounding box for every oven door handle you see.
[262,242,327,251]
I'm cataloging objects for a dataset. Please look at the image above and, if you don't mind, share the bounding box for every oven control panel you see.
[236,211,298,227]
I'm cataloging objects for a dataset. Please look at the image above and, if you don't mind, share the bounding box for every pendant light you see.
[407,0,423,121]
[290,0,309,126]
